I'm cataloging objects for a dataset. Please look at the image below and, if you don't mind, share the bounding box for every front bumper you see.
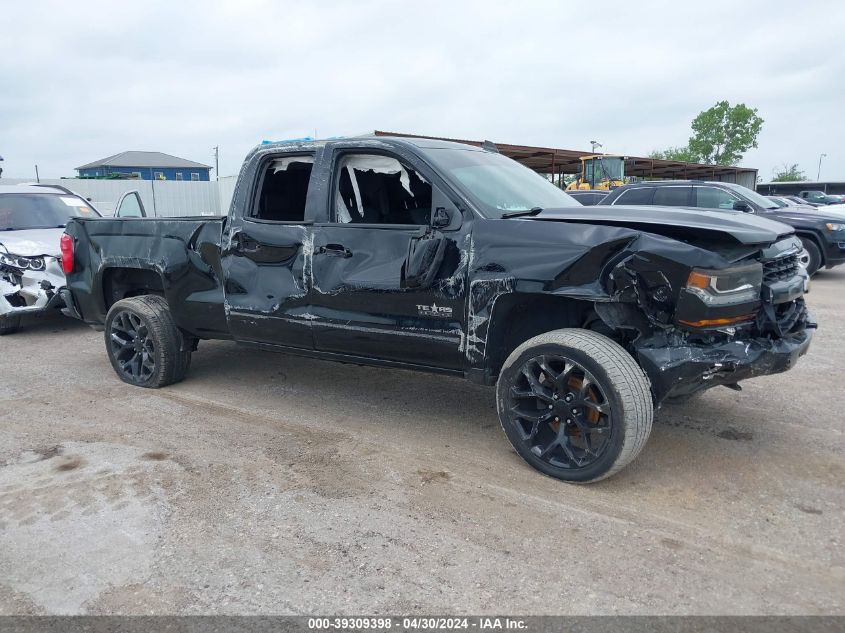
[1,258,66,319]
[636,325,815,403]
[823,241,845,268]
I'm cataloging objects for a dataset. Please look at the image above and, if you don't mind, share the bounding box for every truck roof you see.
[255,135,487,154]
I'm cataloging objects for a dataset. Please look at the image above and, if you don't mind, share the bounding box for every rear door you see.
[220,151,318,348]
[307,147,467,370]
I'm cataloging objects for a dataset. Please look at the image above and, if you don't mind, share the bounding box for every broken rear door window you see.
[334,154,431,225]
[251,155,314,222]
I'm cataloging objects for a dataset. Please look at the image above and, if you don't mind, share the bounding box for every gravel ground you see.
[1,270,843,615]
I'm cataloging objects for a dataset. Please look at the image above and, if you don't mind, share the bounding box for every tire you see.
[104,295,191,388]
[798,238,822,276]
[0,314,21,335]
[496,329,653,483]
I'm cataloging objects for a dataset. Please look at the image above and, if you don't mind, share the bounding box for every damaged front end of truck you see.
[468,208,814,406]
[598,234,814,403]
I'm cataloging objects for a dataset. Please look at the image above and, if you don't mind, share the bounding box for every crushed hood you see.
[0,228,65,257]
[528,205,794,246]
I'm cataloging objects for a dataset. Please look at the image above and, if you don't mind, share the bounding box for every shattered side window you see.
[252,154,314,222]
[334,154,432,225]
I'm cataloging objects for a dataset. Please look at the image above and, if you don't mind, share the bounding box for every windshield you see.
[424,148,579,217]
[0,193,97,230]
[585,157,624,185]
[723,183,780,210]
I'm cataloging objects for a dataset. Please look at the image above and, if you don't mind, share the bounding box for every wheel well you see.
[102,267,165,309]
[796,231,825,264]
[485,294,599,377]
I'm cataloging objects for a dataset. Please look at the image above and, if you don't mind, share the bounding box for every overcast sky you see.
[1,0,843,181]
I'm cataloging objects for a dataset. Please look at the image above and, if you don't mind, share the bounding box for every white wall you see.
[0,178,223,216]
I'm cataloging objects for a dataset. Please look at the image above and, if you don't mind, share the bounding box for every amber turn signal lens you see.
[678,314,756,328]
[686,271,713,290]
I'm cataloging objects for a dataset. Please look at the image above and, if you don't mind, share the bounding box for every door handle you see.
[320,244,353,258]
[230,231,259,253]
[229,231,243,251]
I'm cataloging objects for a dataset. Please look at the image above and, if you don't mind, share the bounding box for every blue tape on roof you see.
[261,137,315,145]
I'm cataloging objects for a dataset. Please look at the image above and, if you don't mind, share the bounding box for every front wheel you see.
[104,295,191,388]
[496,329,653,483]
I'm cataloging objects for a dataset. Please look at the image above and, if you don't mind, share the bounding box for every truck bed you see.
[64,217,229,338]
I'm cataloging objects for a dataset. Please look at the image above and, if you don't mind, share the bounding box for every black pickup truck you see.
[61,136,814,482]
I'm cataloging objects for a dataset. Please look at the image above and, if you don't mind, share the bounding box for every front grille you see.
[763,252,799,283]
[773,300,805,333]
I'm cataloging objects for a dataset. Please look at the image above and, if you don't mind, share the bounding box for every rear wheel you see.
[0,315,21,335]
[104,295,191,388]
[798,238,822,276]
[496,329,653,483]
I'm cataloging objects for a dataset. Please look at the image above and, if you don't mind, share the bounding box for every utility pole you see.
[213,146,219,181]
[817,153,827,181]
[35,164,40,183]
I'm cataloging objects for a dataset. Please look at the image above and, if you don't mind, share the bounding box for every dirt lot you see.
[1,270,843,616]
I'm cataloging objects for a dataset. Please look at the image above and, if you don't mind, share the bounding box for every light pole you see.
[590,140,603,154]
[213,146,219,181]
[817,153,827,181]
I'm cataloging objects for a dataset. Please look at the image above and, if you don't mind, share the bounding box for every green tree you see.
[771,163,806,182]
[687,101,764,165]
[648,146,701,162]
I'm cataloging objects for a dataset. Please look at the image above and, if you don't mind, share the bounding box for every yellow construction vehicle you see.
[566,155,626,190]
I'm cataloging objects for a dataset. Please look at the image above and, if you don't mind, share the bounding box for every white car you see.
[0,185,100,334]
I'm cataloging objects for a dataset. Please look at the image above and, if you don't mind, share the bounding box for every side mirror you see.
[733,200,752,213]
[405,235,447,289]
[432,207,451,229]
[430,187,462,230]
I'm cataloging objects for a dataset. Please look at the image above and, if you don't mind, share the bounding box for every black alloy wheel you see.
[104,295,192,388]
[506,354,612,470]
[496,329,653,483]
[109,310,156,382]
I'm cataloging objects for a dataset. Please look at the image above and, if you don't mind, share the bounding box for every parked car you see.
[62,137,813,483]
[0,184,101,334]
[766,196,818,211]
[602,180,845,275]
[785,195,822,207]
[800,190,844,205]
[566,190,608,206]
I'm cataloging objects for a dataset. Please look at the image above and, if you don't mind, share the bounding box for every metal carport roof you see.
[373,130,757,183]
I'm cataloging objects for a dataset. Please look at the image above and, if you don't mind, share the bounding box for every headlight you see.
[684,263,762,306]
[0,252,46,271]
[825,223,845,231]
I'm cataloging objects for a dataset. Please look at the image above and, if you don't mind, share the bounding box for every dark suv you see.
[800,190,844,205]
[601,181,845,275]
